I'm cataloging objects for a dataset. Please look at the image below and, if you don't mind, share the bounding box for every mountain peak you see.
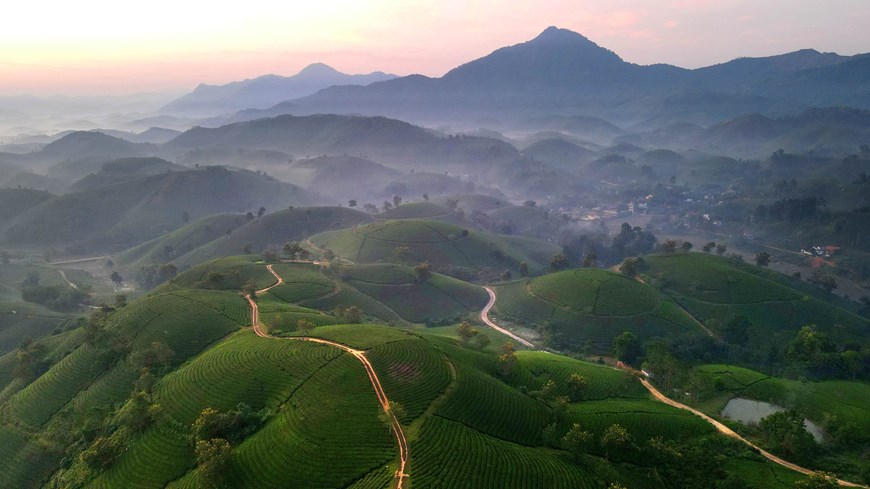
[297,62,341,77]
[532,26,591,44]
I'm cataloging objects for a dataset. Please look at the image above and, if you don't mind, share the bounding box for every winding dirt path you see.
[480,286,535,348]
[57,269,78,290]
[247,264,409,488]
[479,285,866,488]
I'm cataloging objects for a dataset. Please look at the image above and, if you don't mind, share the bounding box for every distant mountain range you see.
[162,63,396,116]
[209,27,870,128]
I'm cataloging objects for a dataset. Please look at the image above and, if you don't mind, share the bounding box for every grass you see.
[342,264,488,323]
[168,206,368,269]
[643,253,870,348]
[493,269,702,353]
[309,219,561,274]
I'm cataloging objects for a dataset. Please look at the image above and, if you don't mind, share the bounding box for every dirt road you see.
[247,264,409,488]
[480,286,535,348]
[478,286,866,488]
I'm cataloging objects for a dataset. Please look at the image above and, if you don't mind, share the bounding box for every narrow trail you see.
[479,285,866,488]
[247,264,409,489]
[480,286,535,348]
[57,269,78,290]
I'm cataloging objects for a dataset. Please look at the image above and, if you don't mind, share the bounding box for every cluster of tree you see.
[18,270,90,311]
[135,263,178,288]
[49,367,165,487]
[754,197,823,223]
[12,338,49,380]
[333,305,363,323]
[282,241,310,261]
[21,284,90,311]
[190,404,271,488]
[456,320,492,350]
[559,224,656,269]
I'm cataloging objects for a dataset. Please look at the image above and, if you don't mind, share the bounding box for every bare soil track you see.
[247,264,409,488]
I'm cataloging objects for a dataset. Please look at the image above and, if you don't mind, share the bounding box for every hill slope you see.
[2,166,317,251]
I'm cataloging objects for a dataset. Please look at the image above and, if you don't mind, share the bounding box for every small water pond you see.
[720,398,825,442]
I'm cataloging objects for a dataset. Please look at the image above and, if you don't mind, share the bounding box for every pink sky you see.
[1,0,868,96]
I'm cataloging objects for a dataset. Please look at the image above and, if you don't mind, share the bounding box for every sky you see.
[1,0,869,96]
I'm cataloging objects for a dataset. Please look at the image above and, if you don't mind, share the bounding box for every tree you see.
[680,241,693,252]
[716,244,727,256]
[257,206,266,218]
[583,253,597,268]
[422,193,429,201]
[297,319,315,335]
[722,315,750,345]
[760,410,817,463]
[702,241,716,253]
[378,401,406,432]
[110,271,123,285]
[246,211,254,221]
[261,248,279,263]
[567,373,589,401]
[130,341,175,371]
[793,472,839,489]
[497,341,517,378]
[413,262,432,282]
[347,199,357,208]
[282,241,310,261]
[243,280,257,299]
[549,253,569,271]
[661,239,678,253]
[242,243,253,254]
[620,256,645,276]
[114,294,127,308]
[182,211,190,224]
[613,332,642,365]
[393,195,402,207]
[382,201,393,211]
[457,320,478,344]
[523,200,536,207]
[501,269,512,281]
[755,251,771,267]
[195,438,232,489]
[475,333,491,350]
[809,271,837,293]
[561,423,593,461]
[334,305,363,323]
[600,423,631,460]
[392,246,410,264]
[518,261,529,277]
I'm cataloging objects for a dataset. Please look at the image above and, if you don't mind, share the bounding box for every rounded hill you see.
[493,268,701,352]
[310,218,560,276]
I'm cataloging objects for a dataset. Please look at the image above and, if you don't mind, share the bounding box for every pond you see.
[720,398,825,442]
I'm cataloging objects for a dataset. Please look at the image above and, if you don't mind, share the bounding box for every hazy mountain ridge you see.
[162,63,397,116]
[234,27,869,127]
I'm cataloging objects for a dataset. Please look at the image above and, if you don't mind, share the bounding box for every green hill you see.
[116,213,247,270]
[641,253,870,348]
[337,263,488,323]
[68,157,186,193]
[0,188,54,229]
[3,166,317,251]
[165,206,368,269]
[310,219,560,278]
[0,257,818,488]
[493,268,704,353]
